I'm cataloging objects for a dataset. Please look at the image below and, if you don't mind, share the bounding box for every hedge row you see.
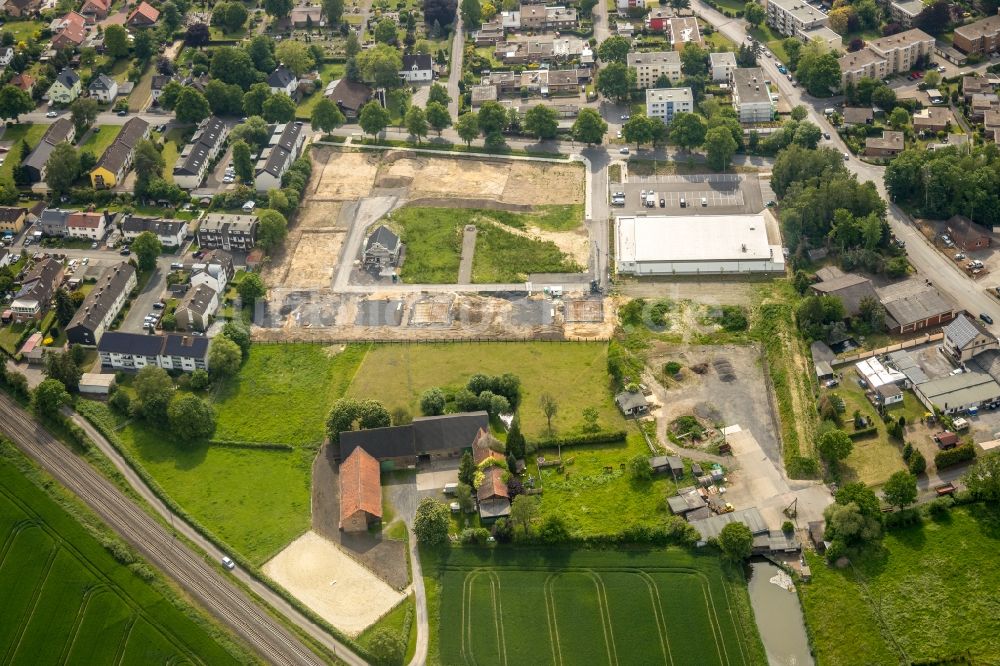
[935,442,976,469]
[75,403,375,664]
[847,426,879,440]
[207,440,294,452]
[530,430,627,450]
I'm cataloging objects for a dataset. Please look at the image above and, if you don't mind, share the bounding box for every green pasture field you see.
[800,503,1000,665]
[0,453,244,665]
[345,342,624,439]
[389,206,584,283]
[425,547,765,666]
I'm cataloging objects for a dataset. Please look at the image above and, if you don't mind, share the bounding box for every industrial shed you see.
[689,507,768,545]
[614,215,785,276]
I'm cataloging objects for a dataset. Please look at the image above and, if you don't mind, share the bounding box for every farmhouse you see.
[98,332,209,372]
[363,225,401,269]
[65,262,136,346]
[126,1,159,26]
[339,448,382,532]
[10,258,63,322]
[615,214,785,275]
[268,65,298,96]
[121,215,189,247]
[615,389,649,416]
[472,429,511,520]
[942,314,998,363]
[336,411,490,465]
[51,13,86,50]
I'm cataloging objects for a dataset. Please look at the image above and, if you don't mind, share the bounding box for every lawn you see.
[346,342,624,440]
[159,127,190,183]
[129,64,154,112]
[389,206,583,283]
[78,125,122,158]
[296,63,345,120]
[0,445,247,665]
[213,343,369,445]
[800,503,1000,665]
[424,547,766,666]
[81,400,316,565]
[0,122,47,181]
[0,19,45,42]
[530,430,682,536]
[749,25,789,64]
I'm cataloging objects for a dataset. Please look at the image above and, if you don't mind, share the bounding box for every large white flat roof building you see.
[615,214,785,275]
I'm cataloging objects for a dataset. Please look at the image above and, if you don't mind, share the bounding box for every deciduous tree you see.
[168,394,217,442]
[104,24,130,59]
[425,101,451,135]
[33,379,70,417]
[276,40,315,76]
[262,93,296,122]
[524,104,558,140]
[455,111,479,146]
[175,88,210,124]
[0,84,33,122]
[414,497,450,545]
[718,521,753,561]
[359,100,390,136]
[705,125,737,170]
[208,336,242,378]
[232,139,254,183]
[237,272,266,302]
[883,471,917,509]
[44,142,79,196]
[132,231,162,271]
[256,209,288,252]
[571,107,607,145]
[405,105,428,143]
[597,35,630,63]
[311,97,346,133]
[668,111,706,150]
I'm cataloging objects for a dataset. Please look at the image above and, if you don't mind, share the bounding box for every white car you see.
[222,176,234,183]
[221,556,236,570]
[45,111,57,118]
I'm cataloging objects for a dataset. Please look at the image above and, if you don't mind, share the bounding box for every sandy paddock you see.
[297,201,343,229]
[311,150,379,200]
[282,231,345,288]
[263,531,405,637]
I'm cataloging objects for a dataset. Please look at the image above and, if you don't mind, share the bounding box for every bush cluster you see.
[529,430,626,450]
[934,442,976,469]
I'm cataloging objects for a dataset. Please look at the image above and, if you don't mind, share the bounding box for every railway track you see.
[0,394,331,666]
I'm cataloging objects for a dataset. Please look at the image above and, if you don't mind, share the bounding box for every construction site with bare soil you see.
[253,146,612,342]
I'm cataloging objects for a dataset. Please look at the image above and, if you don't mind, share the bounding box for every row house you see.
[121,215,189,247]
[98,332,209,373]
[196,213,258,252]
[254,121,306,192]
[172,116,229,189]
[90,117,151,189]
[65,262,136,346]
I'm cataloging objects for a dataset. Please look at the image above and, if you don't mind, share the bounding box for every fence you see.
[832,332,944,367]
[253,337,613,345]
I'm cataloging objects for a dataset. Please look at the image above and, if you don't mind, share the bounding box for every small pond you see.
[746,560,814,666]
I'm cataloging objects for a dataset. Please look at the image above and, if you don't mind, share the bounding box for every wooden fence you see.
[832,332,944,367]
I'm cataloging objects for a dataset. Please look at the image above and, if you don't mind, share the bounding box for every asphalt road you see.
[0,393,347,666]
[692,0,1000,326]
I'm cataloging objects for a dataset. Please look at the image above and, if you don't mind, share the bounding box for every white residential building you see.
[400,54,433,82]
[889,0,924,28]
[765,0,828,38]
[838,48,888,87]
[867,28,934,73]
[171,116,229,189]
[627,51,681,89]
[731,68,776,123]
[98,332,209,372]
[709,52,737,82]
[121,215,189,247]
[254,121,306,192]
[645,87,693,124]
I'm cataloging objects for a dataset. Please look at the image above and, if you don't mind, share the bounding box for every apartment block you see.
[867,28,934,73]
[765,0,828,38]
[838,48,888,87]
[709,52,737,82]
[953,12,1000,56]
[889,0,924,28]
[731,68,776,123]
[627,51,682,89]
[645,87,693,124]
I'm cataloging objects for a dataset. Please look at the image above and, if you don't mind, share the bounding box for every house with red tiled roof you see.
[10,73,35,95]
[339,448,382,532]
[51,12,87,49]
[80,0,111,22]
[66,210,107,240]
[127,1,160,27]
[471,428,511,521]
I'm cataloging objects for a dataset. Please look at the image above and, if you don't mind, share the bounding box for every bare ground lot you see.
[310,149,379,200]
[645,343,782,464]
[263,531,406,637]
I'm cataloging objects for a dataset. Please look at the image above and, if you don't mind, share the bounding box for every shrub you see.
[782,520,794,533]
[530,430,626,450]
[420,387,446,416]
[663,361,682,376]
[719,305,749,332]
[627,454,652,481]
[926,496,953,518]
[935,442,976,469]
[670,415,704,440]
[902,441,913,461]
[884,507,922,529]
[908,450,926,475]
[459,527,491,545]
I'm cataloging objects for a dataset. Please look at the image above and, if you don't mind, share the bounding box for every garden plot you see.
[263,531,406,637]
[310,148,379,199]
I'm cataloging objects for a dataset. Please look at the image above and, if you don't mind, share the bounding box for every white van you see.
[443,483,459,495]
[242,201,256,213]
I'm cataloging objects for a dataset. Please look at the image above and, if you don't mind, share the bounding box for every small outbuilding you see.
[807,520,827,553]
[667,487,708,516]
[876,383,903,406]
[339,448,382,532]
[651,455,684,479]
[79,372,114,395]
[615,390,649,417]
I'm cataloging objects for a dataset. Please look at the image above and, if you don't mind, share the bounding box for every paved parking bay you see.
[611,173,764,216]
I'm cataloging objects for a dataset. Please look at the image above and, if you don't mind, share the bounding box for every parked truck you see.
[645,193,656,207]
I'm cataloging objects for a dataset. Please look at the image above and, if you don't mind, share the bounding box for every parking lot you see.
[611,174,764,216]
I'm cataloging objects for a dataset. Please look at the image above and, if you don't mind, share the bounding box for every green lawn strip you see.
[425,547,765,666]
[0,447,246,665]
[801,504,1000,664]
[115,417,314,565]
[78,124,123,159]
[0,123,47,181]
[390,206,582,284]
[472,221,581,283]
[357,594,415,654]
[128,64,154,112]
[213,343,368,444]
[532,431,677,537]
[345,342,625,440]
[1,19,45,41]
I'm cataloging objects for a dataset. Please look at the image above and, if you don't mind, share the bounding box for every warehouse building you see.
[614,214,785,275]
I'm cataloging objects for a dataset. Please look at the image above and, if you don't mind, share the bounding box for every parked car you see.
[221,556,235,570]
[119,248,130,256]
[981,313,994,325]
[955,252,966,260]
[45,111,57,118]
[117,109,128,116]
[153,301,165,309]
[619,147,629,154]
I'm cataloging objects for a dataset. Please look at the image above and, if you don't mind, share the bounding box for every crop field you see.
[427,548,765,666]
[0,456,241,665]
